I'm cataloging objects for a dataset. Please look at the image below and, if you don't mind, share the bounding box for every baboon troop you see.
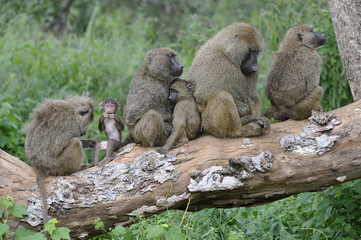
[123,47,183,147]
[25,96,94,226]
[24,22,327,227]
[263,24,326,120]
[187,22,270,138]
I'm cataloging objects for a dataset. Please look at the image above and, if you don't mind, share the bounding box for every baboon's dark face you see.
[146,48,184,80]
[169,54,183,77]
[169,88,179,106]
[310,29,326,48]
[292,25,326,49]
[225,27,263,76]
[240,50,259,76]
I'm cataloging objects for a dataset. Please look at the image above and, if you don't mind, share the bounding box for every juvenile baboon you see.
[157,79,201,154]
[123,47,184,147]
[93,98,124,166]
[263,24,326,121]
[25,96,94,227]
[186,22,269,138]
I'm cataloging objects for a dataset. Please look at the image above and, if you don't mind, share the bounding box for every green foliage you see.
[91,180,361,240]
[0,196,71,240]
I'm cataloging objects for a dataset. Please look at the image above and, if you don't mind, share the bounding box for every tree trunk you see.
[1,100,361,239]
[328,0,361,101]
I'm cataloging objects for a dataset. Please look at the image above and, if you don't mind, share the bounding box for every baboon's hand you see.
[256,116,270,130]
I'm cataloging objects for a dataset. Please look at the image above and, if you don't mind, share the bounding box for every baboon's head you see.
[284,24,326,49]
[223,23,264,76]
[67,96,94,136]
[145,47,184,81]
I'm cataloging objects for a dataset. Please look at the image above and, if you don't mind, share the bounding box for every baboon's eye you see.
[79,109,89,116]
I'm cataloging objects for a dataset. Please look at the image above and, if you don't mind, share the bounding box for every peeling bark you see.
[1,100,361,239]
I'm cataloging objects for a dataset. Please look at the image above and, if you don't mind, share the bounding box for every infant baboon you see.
[93,97,124,166]
[263,24,326,121]
[25,96,94,227]
[157,79,201,154]
[186,22,269,138]
[123,47,183,147]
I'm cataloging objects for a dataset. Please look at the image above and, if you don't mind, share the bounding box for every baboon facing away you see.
[186,22,269,138]
[157,79,201,154]
[263,24,326,121]
[25,96,94,227]
[123,47,183,147]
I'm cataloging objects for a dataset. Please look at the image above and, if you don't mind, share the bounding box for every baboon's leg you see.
[289,86,324,120]
[57,138,85,175]
[202,90,264,138]
[98,140,122,166]
[132,109,168,147]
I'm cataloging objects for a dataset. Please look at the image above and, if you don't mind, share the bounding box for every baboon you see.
[93,98,124,166]
[123,47,184,147]
[157,79,201,154]
[186,22,270,138]
[263,24,326,121]
[25,96,94,227]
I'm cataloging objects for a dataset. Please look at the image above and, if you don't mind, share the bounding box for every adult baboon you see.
[263,24,326,121]
[187,22,269,138]
[25,96,94,227]
[123,47,183,147]
[157,79,201,154]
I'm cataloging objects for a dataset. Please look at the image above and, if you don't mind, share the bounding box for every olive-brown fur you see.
[25,96,94,227]
[123,47,183,147]
[157,79,201,153]
[263,24,325,120]
[187,22,269,138]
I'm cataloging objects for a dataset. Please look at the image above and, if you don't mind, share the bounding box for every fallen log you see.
[1,100,361,239]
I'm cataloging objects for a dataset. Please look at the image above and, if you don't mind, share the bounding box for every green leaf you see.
[111,225,126,236]
[0,209,3,218]
[164,227,186,240]
[145,225,165,239]
[94,218,104,230]
[15,227,47,240]
[44,218,58,235]
[0,197,14,209]
[0,136,9,148]
[50,227,71,240]
[0,223,10,236]
[353,182,361,194]
[334,215,346,223]
[324,206,332,221]
[10,204,28,218]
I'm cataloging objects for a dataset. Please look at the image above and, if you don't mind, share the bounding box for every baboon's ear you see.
[117,102,121,111]
[297,33,303,42]
[231,34,238,43]
[99,101,104,110]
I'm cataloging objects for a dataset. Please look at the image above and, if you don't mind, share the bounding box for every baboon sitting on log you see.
[123,47,184,147]
[263,24,326,121]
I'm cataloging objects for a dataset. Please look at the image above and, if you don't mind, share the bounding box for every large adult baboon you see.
[25,96,94,227]
[123,47,183,147]
[263,24,326,121]
[187,22,269,138]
